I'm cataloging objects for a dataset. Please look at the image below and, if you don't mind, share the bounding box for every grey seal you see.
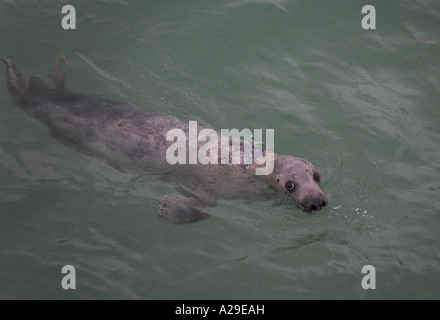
[1,52,327,224]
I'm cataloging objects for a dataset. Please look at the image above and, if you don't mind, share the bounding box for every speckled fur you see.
[1,54,327,216]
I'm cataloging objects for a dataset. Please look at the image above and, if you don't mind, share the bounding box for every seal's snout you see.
[298,194,327,212]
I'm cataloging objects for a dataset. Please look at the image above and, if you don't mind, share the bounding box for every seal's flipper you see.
[48,50,67,89]
[158,194,209,224]
[0,56,28,96]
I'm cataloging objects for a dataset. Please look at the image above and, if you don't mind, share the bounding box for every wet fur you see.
[1,53,327,223]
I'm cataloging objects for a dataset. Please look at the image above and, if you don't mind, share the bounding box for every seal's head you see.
[267,155,327,212]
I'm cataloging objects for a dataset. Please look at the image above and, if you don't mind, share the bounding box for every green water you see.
[0,0,439,299]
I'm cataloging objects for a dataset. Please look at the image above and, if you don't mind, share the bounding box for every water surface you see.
[0,0,439,299]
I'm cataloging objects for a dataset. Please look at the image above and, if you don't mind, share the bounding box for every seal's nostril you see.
[322,201,326,207]
[310,204,317,211]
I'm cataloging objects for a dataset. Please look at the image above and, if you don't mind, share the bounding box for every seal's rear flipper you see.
[48,50,67,89]
[1,56,51,97]
[158,194,209,224]
[0,56,28,96]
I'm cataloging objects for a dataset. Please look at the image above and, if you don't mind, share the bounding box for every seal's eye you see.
[313,172,320,183]
[285,181,295,192]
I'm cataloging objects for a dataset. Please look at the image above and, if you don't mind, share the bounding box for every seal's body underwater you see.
[1,53,327,223]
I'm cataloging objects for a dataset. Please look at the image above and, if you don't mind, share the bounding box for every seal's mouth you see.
[297,200,327,213]
[299,204,313,213]
[298,202,310,212]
